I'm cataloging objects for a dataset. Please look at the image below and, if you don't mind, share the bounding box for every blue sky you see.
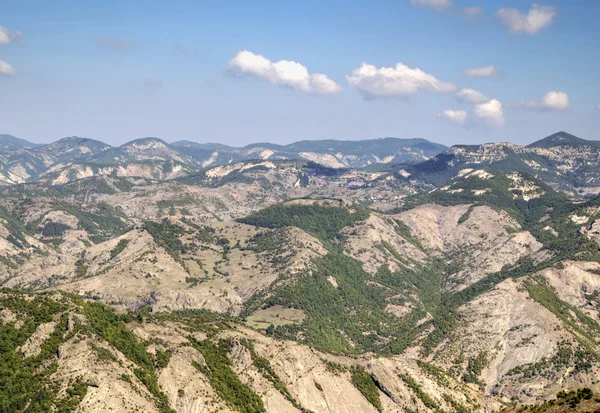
[0,0,598,146]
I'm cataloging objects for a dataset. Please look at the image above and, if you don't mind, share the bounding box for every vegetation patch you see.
[0,292,74,412]
[238,203,369,244]
[243,340,308,411]
[143,219,188,265]
[398,372,439,410]
[83,301,175,413]
[190,338,265,413]
[110,239,129,259]
[261,251,423,354]
[39,221,72,237]
[502,388,595,412]
[350,366,382,412]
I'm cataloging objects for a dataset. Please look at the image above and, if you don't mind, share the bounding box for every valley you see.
[2,132,600,412]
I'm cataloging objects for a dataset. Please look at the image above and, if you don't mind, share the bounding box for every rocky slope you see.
[406,132,600,195]
[0,290,496,413]
[2,146,600,411]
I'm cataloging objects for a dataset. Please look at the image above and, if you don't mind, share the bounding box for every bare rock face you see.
[53,337,161,413]
[342,213,427,274]
[537,261,600,317]
[397,204,519,253]
[159,346,234,413]
[429,275,600,404]
[397,204,542,291]
[0,308,16,324]
[18,320,57,358]
[228,340,301,413]
[582,219,600,244]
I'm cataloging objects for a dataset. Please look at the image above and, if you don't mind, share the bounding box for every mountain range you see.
[405,132,600,196]
[0,135,446,186]
[3,131,600,198]
[2,130,600,412]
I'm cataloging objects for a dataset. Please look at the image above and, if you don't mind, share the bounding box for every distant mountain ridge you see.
[405,131,600,195]
[3,131,600,195]
[0,134,43,150]
[0,135,447,185]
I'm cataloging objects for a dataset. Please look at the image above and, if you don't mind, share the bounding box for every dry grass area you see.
[245,305,306,330]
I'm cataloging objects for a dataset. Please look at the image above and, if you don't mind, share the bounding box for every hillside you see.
[1,164,600,411]
[2,134,600,411]
[0,134,43,150]
[0,289,499,413]
[406,132,600,196]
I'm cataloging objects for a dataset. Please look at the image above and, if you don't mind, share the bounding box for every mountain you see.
[406,132,600,196]
[172,137,448,169]
[170,140,234,151]
[0,136,111,185]
[37,136,110,162]
[0,135,447,186]
[2,155,600,411]
[5,131,600,411]
[0,134,43,149]
[527,131,600,149]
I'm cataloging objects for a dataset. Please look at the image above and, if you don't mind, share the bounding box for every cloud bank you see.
[456,88,489,104]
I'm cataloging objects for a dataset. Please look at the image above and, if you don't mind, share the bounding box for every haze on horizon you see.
[0,0,598,147]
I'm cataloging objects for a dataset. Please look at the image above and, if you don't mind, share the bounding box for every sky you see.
[0,0,598,147]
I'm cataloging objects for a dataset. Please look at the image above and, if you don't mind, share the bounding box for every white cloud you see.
[456,88,488,104]
[440,109,468,125]
[0,27,23,45]
[539,91,569,110]
[0,28,9,44]
[464,7,484,17]
[228,50,341,95]
[346,62,455,99]
[513,91,570,111]
[94,36,132,50]
[464,65,498,78]
[497,3,556,34]
[474,99,505,127]
[409,0,452,11]
[0,60,16,76]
